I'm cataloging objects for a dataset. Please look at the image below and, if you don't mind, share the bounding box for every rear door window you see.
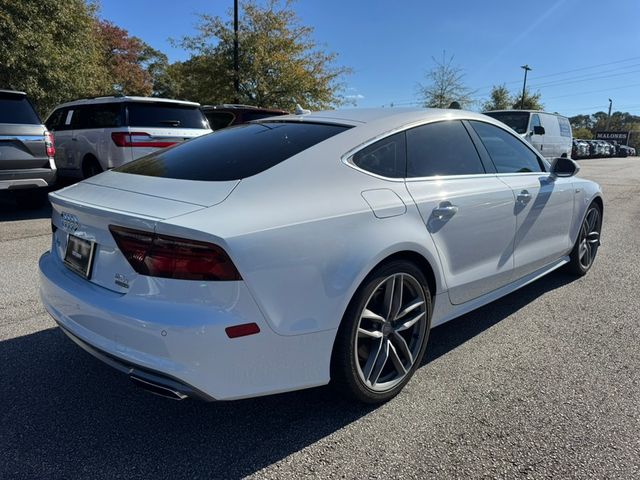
[116,122,350,181]
[127,102,209,129]
[470,121,543,173]
[0,92,41,125]
[406,120,485,177]
[45,109,65,131]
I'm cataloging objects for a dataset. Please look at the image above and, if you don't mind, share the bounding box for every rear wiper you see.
[159,120,181,127]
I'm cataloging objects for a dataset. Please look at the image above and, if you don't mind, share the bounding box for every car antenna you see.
[293,100,311,115]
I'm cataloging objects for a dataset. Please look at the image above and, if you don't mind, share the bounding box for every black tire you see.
[565,203,602,276]
[331,259,432,404]
[82,157,103,179]
[12,188,48,210]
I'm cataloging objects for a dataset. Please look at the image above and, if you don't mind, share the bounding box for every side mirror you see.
[533,126,545,135]
[550,157,579,177]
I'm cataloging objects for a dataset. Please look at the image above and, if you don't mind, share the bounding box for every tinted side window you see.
[406,121,485,177]
[352,132,406,178]
[0,93,41,125]
[45,109,64,130]
[116,122,350,181]
[205,111,235,130]
[86,104,123,128]
[127,102,209,129]
[470,121,543,173]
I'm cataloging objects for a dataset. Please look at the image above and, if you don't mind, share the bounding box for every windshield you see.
[483,111,531,134]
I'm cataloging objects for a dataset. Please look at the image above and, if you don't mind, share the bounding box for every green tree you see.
[569,114,593,130]
[175,0,351,109]
[418,52,474,109]
[512,88,543,110]
[572,127,593,139]
[0,0,110,115]
[482,84,511,111]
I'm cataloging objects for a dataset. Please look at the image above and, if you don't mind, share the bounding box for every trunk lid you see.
[0,124,49,170]
[50,172,239,292]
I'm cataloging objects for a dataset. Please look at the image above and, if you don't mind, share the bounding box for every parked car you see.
[483,110,572,160]
[45,96,211,178]
[572,139,589,159]
[39,108,603,403]
[0,89,56,208]
[201,104,288,130]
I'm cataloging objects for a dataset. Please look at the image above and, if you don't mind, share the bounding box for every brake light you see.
[45,131,55,158]
[111,132,178,148]
[109,225,241,281]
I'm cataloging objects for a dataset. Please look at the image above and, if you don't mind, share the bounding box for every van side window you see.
[470,121,543,174]
[530,114,541,130]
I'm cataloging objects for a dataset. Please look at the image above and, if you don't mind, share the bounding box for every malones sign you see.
[595,131,629,144]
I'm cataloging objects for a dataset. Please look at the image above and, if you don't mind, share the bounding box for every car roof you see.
[265,107,497,128]
[55,96,201,108]
[201,104,288,114]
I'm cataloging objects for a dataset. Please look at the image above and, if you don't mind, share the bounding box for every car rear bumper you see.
[0,167,56,190]
[39,249,334,400]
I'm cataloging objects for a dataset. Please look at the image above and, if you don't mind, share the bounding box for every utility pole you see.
[520,65,532,110]
[233,0,239,103]
[606,98,612,130]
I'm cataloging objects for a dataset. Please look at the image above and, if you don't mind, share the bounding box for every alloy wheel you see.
[578,207,601,270]
[354,273,428,392]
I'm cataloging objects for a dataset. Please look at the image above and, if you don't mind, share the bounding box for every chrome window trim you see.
[341,116,547,181]
[0,134,44,142]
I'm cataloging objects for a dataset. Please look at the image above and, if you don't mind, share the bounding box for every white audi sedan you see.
[39,108,603,403]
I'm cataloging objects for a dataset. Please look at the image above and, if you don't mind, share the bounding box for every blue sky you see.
[100,0,640,115]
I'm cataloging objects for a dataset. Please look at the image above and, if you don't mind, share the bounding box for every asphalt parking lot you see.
[1,157,639,480]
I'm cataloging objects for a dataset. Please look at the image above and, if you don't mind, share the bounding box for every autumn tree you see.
[95,20,170,96]
[418,52,474,109]
[174,0,351,109]
[0,0,110,115]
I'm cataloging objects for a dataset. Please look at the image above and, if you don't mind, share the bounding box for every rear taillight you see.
[111,132,177,148]
[109,225,241,281]
[45,131,55,158]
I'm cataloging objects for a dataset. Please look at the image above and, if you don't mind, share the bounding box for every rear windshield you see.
[0,93,41,125]
[116,121,350,181]
[126,102,209,129]
[483,111,530,134]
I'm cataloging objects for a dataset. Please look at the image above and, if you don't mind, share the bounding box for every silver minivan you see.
[45,96,212,178]
[484,110,572,160]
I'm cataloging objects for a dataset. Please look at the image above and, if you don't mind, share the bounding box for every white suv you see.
[45,96,211,178]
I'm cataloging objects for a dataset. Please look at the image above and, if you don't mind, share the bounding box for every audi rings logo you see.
[61,212,80,232]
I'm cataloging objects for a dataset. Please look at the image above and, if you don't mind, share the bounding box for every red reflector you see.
[45,131,55,158]
[225,323,260,338]
[109,225,242,281]
[111,132,177,148]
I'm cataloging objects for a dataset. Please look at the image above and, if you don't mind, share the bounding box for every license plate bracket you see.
[64,234,96,279]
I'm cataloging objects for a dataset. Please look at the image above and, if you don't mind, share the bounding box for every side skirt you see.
[430,256,569,328]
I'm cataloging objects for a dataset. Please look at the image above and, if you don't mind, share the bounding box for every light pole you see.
[233,0,239,103]
[606,98,612,130]
[520,64,532,110]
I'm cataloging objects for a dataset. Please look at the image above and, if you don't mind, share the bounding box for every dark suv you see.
[0,89,56,208]
[201,104,288,130]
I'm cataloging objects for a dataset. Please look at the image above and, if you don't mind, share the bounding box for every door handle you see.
[432,202,459,219]
[516,190,532,205]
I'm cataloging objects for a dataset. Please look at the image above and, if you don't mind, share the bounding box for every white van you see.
[483,110,572,161]
[45,96,212,178]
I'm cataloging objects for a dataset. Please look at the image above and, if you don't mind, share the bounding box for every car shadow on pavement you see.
[0,191,51,221]
[0,270,576,480]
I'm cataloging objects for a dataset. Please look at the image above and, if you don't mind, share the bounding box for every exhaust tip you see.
[130,375,188,400]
